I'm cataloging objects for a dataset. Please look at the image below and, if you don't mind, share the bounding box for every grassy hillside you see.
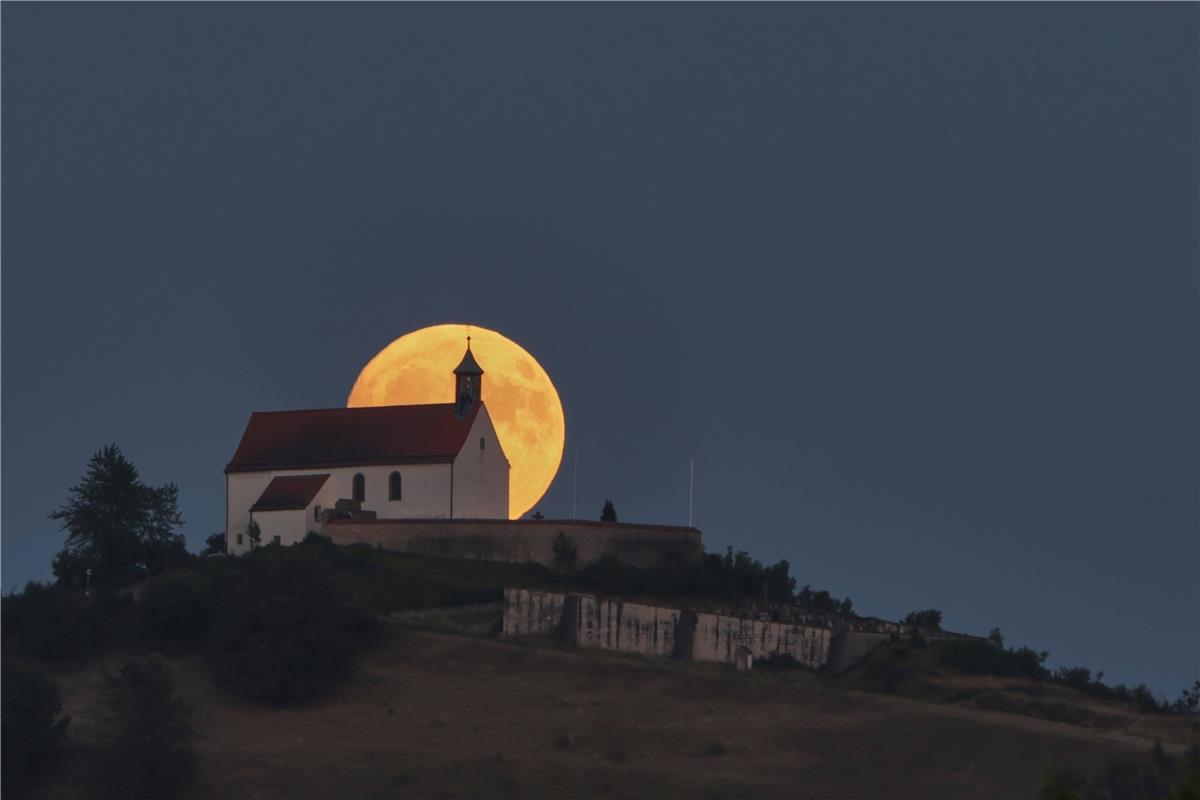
[41,619,1197,800]
[9,543,1196,799]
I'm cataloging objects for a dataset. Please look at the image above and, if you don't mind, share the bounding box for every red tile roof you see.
[226,403,480,473]
[251,474,330,511]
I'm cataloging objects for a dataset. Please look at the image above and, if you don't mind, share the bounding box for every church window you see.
[314,505,321,521]
[480,437,486,450]
[389,471,402,501]
[352,473,365,502]
[236,534,243,546]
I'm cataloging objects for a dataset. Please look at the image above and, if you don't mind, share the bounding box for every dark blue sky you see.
[3,4,1196,696]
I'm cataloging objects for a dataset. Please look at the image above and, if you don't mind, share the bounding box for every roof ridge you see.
[250,402,458,416]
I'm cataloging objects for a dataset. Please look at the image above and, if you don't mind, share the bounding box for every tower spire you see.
[453,331,484,417]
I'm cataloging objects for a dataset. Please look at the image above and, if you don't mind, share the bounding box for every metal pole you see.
[572,448,578,519]
[688,459,694,528]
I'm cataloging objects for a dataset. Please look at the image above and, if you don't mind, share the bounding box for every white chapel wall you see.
[451,406,510,519]
[227,463,454,553]
[251,509,308,548]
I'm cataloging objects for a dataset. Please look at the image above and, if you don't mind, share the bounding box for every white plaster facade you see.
[226,404,509,555]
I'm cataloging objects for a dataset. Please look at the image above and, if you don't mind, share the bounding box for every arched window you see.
[389,471,402,501]
[352,473,365,502]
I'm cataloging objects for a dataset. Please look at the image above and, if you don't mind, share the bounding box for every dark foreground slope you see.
[47,625,1194,800]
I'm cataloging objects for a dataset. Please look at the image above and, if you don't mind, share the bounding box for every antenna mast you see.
[572,448,578,519]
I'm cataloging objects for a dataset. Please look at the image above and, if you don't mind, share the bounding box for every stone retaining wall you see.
[321,518,702,570]
[503,588,834,670]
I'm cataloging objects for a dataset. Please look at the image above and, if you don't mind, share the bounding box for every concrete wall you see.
[572,595,683,658]
[502,587,567,637]
[825,632,892,675]
[322,519,702,569]
[502,589,833,670]
[451,408,509,519]
[690,611,832,669]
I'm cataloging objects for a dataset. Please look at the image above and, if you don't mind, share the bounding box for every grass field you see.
[44,619,1197,800]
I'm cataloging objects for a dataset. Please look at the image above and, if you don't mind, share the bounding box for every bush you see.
[97,655,193,799]
[756,652,802,671]
[206,547,379,704]
[552,532,578,573]
[934,639,1048,680]
[2,582,102,661]
[904,609,943,630]
[202,532,226,555]
[1038,742,1200,800]
[1,658,69,797]
[858,644,913,693]
[140,575,211,648]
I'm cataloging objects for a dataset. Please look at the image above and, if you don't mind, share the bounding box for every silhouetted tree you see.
[244,520,262,551]
[552,531,578,573]
[600,499,618,523]
[49,444,187,586]
[202,533,226,556]
[903,609,943,630]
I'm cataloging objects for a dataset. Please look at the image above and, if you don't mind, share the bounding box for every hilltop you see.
[42,619,1196,800]
[6,540,1197,799]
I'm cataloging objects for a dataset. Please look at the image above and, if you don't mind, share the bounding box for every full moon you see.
[346,324,565,519]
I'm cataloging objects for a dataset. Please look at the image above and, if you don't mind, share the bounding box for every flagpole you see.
[688,458,694,528]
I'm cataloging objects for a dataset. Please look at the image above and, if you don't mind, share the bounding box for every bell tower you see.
[453,336,483,417]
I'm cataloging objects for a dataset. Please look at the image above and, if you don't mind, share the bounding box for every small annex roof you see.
[251,474,330,512]
[226,403,481,474]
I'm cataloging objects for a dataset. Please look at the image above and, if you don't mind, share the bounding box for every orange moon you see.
[346,324,565,519]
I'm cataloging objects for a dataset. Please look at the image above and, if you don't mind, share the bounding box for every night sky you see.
[3,4,1196,696]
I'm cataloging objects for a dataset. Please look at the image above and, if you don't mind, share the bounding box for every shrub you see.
[1,658,69,797]
[140,575,211,647]
[206,548,379,704]
[858,645,912,693]
[1,582,102,661]
[1037,742,1200,800]
[934,639,1048,680]
[97,655,193,799]
[552,532,578,573]
[757,652,801,671]
[904,609,943,630]
[202,533,226,555]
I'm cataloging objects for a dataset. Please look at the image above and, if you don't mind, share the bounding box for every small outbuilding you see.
[734,645,754,672]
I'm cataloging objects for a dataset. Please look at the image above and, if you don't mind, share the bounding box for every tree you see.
[988,627,1004,648]
[244,519,262,551]
[202,533,226,556]
[904,609,943,631]
[49,445,187,585]
[600,499,618,523]
[762,559,796,604]
[552,531,578,573]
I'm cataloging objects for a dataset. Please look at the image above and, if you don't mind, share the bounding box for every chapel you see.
[224,340,509,553]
